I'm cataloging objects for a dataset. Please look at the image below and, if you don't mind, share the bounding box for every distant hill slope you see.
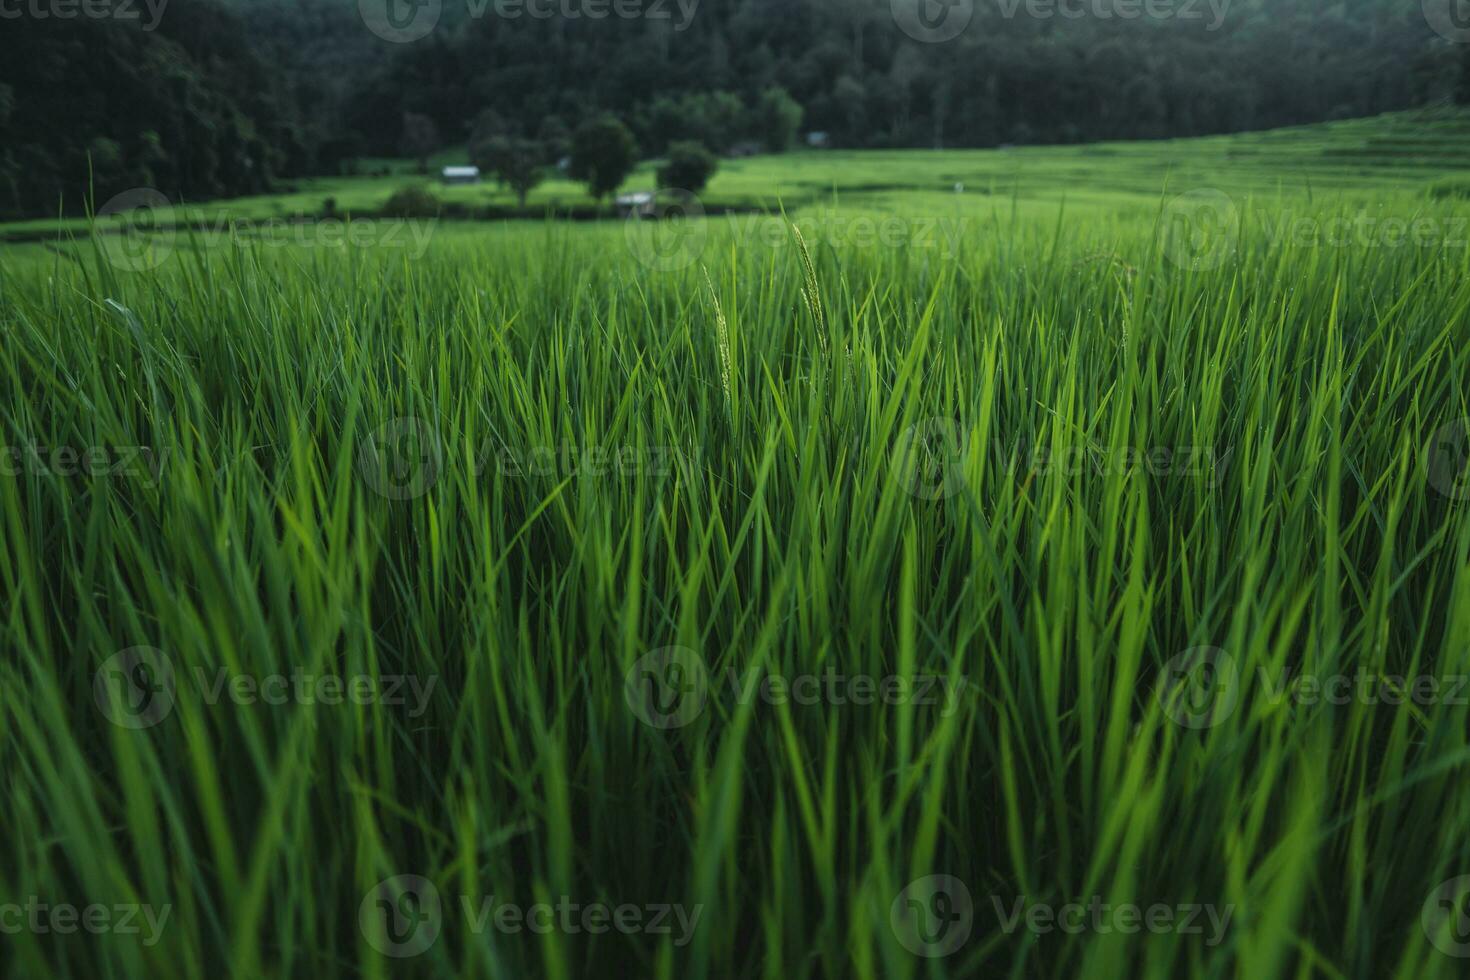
[2,0,1464,220]
[5,107,1469,241]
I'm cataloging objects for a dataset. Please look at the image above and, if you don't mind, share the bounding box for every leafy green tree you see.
[475,137,547,208]
[657,141,718,196]
[470,108,507,141]
[400,112,440,174]
[536,116,572,164]
[699,91,747,152]
[468,108,509,171]
[570,116,639,204]
[639,96,685,156]
[756,87,803,153]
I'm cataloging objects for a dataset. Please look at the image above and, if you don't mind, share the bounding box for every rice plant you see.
[1,172,1469,979]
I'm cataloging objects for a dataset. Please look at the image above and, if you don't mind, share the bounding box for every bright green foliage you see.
[570,116,641,203]
[1,119,1469,980]
[657,142,719,196]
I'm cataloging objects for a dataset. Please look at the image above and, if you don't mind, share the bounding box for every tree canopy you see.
[0,0,1459,218]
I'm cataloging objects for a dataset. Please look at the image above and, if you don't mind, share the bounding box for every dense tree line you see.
[0,3,332,219]
[0,0,1463,218]
[335,0,1460,154]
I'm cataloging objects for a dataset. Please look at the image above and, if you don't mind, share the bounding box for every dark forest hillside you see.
[1,0,1464,218]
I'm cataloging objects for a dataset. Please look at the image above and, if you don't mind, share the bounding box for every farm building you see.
[441,166,481,185]
[617,191,656,218]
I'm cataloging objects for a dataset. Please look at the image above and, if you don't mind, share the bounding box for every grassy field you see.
[7,106,1470,241]
[2,110,1470,979]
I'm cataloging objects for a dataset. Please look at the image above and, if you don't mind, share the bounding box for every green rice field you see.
[1,108,1469,979]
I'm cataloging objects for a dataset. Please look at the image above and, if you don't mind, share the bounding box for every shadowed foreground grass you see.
[1,190,1469,978]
